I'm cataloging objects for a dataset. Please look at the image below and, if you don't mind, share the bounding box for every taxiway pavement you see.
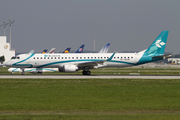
[1,75,180,79]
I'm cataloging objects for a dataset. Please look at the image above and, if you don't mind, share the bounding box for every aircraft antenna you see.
[9,19,15,49]
[3,21,9,36]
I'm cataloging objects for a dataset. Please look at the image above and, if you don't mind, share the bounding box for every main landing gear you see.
[82,70,91,75]
[21,68,25,75]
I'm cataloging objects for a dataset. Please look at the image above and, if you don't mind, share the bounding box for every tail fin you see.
[75,44,85,53]
[42,49,48,54]
[63,48,71,53]
[98,43,110,53]
[143,31,169,56]
[48,48,56,54]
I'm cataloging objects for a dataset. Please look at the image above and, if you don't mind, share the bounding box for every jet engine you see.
[58,65,78,72]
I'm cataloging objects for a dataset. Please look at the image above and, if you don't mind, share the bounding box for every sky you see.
[0,0,180,53]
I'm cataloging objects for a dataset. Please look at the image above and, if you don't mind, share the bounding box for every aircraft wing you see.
[77,53,115,69]
[152,54,172,59]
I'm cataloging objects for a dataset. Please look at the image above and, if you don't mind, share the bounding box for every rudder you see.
[144,31,169,56]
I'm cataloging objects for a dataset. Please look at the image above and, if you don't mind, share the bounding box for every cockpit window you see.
[11,57,15,59]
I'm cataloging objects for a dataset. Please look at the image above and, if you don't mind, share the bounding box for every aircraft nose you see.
[8,68,12,72]
[5,61,12,67]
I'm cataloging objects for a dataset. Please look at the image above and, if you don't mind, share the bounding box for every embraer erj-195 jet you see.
[6,31,171,75]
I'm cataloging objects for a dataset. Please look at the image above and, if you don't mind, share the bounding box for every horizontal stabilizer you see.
[152,54,172,59]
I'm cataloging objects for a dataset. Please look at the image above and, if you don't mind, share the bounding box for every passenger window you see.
[76,57,78,59]
[65,57,67,59]
[84,57,86,59]
[44,57,46,59]
[62,57,63,59]
[34,57,35,59]
[72,57,74,59]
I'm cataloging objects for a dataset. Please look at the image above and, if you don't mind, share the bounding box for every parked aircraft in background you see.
[48,48,56,53]
[75,44,85,53]
[98,43,110,53]
[63,48,71,53]
[42,49,48,54]
[6,31,171,75]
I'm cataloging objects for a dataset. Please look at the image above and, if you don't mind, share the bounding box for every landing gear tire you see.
[82,70,91,75]
[21,72,25,75]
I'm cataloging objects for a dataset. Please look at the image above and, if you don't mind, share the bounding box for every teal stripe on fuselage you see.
[13,53,35,65]
[12,68,19,72]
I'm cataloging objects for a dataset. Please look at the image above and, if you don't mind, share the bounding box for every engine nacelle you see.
[59,65,78,73]
[30,68,43,74]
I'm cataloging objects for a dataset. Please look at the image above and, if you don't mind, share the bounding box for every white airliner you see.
[6,31,171,75]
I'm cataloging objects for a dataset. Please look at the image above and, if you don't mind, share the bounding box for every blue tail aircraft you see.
[75,44,85,53]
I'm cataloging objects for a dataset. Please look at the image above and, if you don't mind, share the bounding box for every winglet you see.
[107,52,115,61]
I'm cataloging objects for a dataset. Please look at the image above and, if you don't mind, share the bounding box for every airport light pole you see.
[3,21,9,36]
[94,39,95,52]
[0,24,3,35]
[9,19,15,49]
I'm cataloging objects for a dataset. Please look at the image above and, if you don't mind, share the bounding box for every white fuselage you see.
[6,53,143,70]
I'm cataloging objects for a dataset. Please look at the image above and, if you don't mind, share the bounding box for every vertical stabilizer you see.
[98,43,110,53]
[144,31,169,56]
[75,44,85,53]
[63,48,71,53]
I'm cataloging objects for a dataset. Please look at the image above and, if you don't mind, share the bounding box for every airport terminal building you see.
[0,36,15,65]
